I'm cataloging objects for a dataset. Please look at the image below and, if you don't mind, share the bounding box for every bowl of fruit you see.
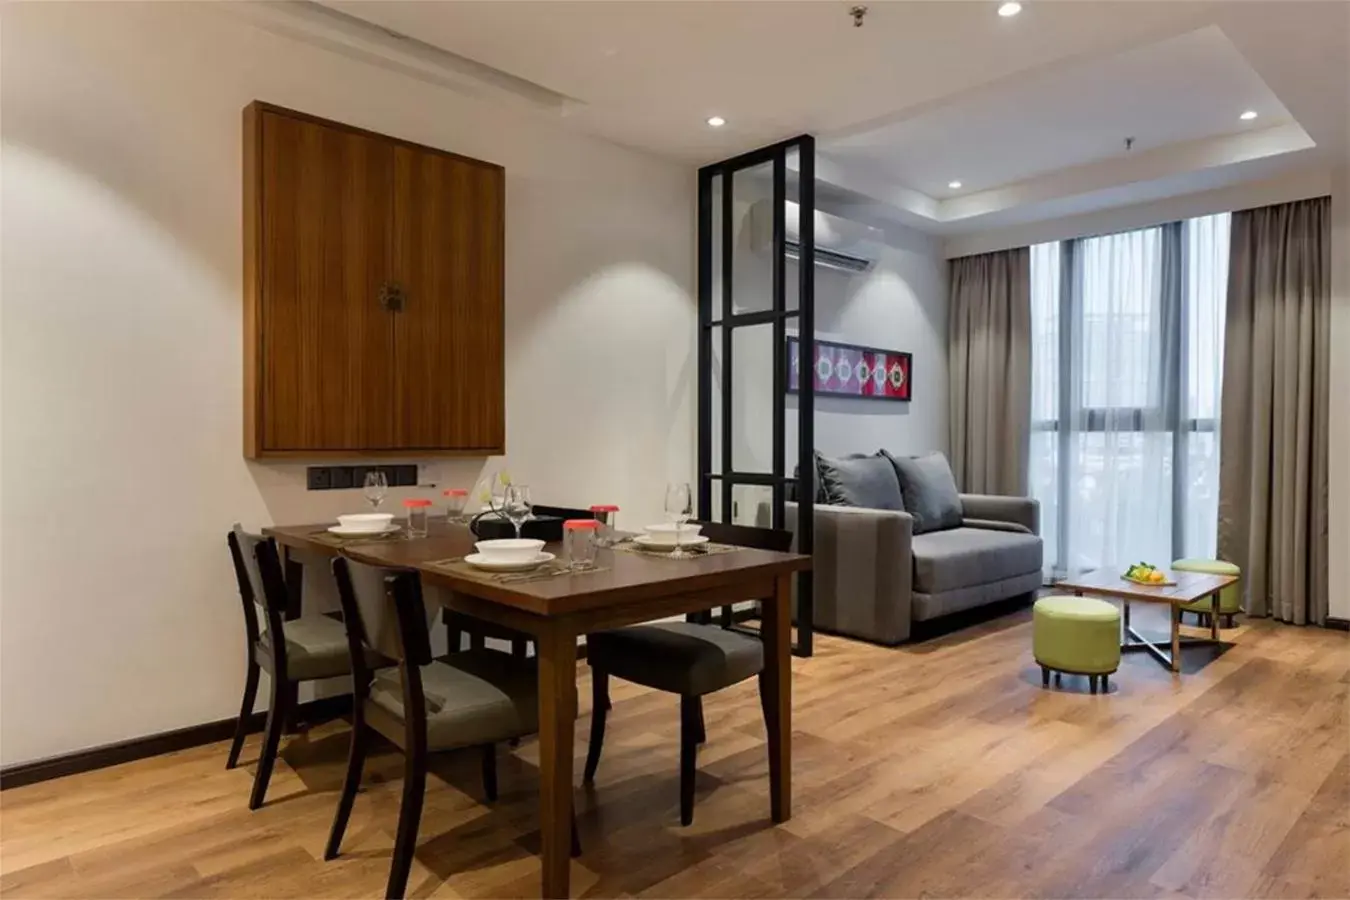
[1122,562,1175,586]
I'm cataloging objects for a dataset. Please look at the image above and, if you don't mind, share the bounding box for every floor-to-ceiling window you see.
[1029,213,1230,578]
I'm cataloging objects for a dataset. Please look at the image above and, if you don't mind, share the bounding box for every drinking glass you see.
[363,470,388,510]
[664,482,693,559]
[503,484,532,540]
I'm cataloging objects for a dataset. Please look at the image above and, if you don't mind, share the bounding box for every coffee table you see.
[1053,567,1240,673]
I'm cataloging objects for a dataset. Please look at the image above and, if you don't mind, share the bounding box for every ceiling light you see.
[1240,110,1258,121]
[707,116,726,128]
[998,2,1022,17]
[948,181,963,189]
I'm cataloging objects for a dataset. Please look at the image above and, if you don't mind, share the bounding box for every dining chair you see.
[225,525,378,810]
[582,520,792,826]
[326,556,578,899]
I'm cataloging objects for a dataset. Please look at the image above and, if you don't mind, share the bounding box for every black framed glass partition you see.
[697,136,816,657]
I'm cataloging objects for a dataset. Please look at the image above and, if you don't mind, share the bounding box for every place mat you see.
[425,557,610,585]
[612,539,744,559]
[307,528,409,549]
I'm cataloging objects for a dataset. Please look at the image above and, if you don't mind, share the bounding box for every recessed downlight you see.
[707,116,727,128]
[1240,110,1258,121]
[998,2,1022,17]
[948,180,963,189]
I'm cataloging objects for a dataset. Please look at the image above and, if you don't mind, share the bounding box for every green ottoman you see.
[1033,596,1121,694]
[1173,558,1241,628]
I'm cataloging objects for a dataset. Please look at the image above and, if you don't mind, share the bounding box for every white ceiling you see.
[314,0,1348,236]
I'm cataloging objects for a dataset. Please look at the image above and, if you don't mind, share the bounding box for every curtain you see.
[1028,215,1230,579]
[948,247,1031,495]
[1219,197,1330,625]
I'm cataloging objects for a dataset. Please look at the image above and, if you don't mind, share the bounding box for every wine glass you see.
[503,484,532,540]
[363,470,388,511]
[664,482,693,558]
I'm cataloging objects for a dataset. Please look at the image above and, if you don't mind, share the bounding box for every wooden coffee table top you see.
[1054,567,1238,605]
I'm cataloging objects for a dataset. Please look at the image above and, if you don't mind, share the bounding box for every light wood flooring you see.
[2,608,1347,898]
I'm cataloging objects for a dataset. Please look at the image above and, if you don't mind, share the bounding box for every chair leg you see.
[1101,674,1110,693]
[570,807,582,858]
[386,745,427,900]
[583,669,609,784]
[324,717,368,860]
[248,676,293,810]
[1054,672,1062,686]
[679,695,700,827]
[1224,614,1235,629]
[481,743,498,803]
[1089,675,1099,695]
[226,660,261,769]
[693,695,706,745]
[1041,666,1050,688]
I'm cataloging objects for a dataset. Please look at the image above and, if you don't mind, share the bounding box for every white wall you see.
[716,197,946,520]
[1329,166,1349,620]
[0,2,695,766]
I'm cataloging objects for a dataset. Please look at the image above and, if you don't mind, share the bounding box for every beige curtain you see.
[1218,197,1330,625]
[948,247,1032,495]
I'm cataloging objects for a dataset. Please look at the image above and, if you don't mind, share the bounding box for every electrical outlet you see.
[306,466,331,491]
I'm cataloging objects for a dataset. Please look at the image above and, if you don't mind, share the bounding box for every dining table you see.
[264,518,811,898]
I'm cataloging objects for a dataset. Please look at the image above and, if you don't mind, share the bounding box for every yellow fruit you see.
[1149,570,1164,583]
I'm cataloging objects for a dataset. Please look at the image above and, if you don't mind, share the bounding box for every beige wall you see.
[1330,166,1349,620]
[0,2,695,765]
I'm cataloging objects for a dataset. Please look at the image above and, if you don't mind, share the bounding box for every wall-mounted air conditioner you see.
[748,199,881,274]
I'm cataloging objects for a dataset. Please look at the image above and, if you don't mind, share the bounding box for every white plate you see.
[464,551,556,572]
[327,524,400,537]
[634,534,710,551]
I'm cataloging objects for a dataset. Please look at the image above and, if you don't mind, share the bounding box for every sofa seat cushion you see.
[911,527,1043,594]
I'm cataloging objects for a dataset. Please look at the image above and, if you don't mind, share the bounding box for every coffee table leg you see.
[1210,592,1221,640]
[1170,604,1181,673]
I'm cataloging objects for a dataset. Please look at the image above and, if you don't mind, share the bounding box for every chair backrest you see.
[331,557,434,746]
[694,520,793,553]
[227,525,290,660]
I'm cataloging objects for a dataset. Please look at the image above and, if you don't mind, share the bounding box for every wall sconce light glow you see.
[1239,110,1258,121]
[707,116,726,128]
[997,2,1022,17]
[948,180,963,189]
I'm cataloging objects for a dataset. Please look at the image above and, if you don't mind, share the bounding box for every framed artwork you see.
[786,336,912,401]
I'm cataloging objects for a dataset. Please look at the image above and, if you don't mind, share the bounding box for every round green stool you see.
[1173,558,1241,628]
[1033,596,1121,694]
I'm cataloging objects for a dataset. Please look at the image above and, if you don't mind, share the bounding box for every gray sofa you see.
[764,452,1043,645]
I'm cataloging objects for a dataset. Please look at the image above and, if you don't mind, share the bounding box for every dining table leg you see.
[1170,603,1182,673]
[1210,592,1221,640]
[537,624,577,899]
[761,573,793,823]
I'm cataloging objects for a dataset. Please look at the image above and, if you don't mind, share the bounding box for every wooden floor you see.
[3,608,1347,899]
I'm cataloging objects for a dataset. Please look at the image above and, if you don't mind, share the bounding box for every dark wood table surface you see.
[264,519,811,898]
[1054,567,1240,673]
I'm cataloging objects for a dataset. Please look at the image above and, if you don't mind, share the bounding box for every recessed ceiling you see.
[312,0,1347,236]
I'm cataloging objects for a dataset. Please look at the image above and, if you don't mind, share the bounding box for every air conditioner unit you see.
[748,199,881,274]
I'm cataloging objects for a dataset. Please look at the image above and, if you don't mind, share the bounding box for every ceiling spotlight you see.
[1240,110,1258,121]
[998,2,1022,17]
[707,116,726,128]
[948,181,963,189]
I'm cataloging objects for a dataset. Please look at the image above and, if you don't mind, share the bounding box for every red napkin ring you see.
[589,504,619,512]
[563,519,600,529]
[402,498,432,508]
[444,488,469,496]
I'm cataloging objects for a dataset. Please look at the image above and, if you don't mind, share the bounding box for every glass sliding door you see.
[697,136,816,656]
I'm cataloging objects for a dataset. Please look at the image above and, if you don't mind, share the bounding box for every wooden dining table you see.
[264,519,811,898]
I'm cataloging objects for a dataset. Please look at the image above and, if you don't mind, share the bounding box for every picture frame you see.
[786,336,912,402]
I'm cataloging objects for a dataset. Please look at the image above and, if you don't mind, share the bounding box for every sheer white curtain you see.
[1030,214,1230,578]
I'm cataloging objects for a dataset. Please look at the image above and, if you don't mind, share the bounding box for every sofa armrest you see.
[960,494,1040,535]
[784,502,916,645]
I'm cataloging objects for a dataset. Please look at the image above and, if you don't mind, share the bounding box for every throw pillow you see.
[882,451,962,533]
[815,452,906,510]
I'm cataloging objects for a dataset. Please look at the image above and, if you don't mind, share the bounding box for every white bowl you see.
[474,538,545,564]
[336,513,395,534]
[641,523,703,546]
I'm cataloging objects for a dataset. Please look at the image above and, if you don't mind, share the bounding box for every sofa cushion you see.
[884,451,962,533]
[911,527,1043,594]
[815,452,905,511]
